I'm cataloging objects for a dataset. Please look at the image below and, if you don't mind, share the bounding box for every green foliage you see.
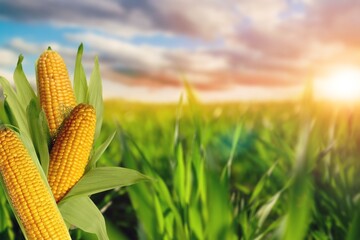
[59,196,108,240]
[26,99,50,175]
[73,43,89,104]
[65,167,149,199]
[95,93,360,239]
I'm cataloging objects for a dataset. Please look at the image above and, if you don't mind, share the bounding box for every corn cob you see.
[48,104,96,202]
[37,49,77,137]
[0,128,71,240]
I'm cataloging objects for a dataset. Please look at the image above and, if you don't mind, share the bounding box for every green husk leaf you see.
[86,131,116,171]
[64,167,149,199]
[0,77,29,136]
[59,196,108,240]
[26,99,50,175]
[88,56,103,140]
[73,43,89,103]
[13,55,36,108]
[1,99,15,126]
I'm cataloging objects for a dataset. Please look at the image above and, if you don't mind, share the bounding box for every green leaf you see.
[154,178,187,239]
[86,131,116,171]
[73,43,89,104]
[249,161,277,204]
[346,207,360,240]
[64,167,149,199]
[174,143,185,206]
[256,191,282,228]
[0,99,14,125]
[88,56,103,139]
[281,120,313,240]
[221,123,243,181]
[206,172,236,240]
[153,194,165,235]
[282,176,313,240]
[26,99,50,175]
[0,188,12,232]
[127,183,160,239]
[0,77,29,136]
[59,196,108,240]
[183,80,202,145]
[13,55,36,108]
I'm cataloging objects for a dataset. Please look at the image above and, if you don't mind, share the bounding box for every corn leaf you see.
[153,194,165,235]
[73,43,89,104]
[154,177,187,239]
[256,191,282,228]
[127,183,161,238]
[13,55,36,108]
[64,167,149,199]
[0,187,12,233]
[221,123,243,181]
[0,77,29,136]
[26,99,50,175]
[281,122,313,240]
[174,143,185,206]
[346,206,360,240]
[183,80,202,145]
[88,56,103,140]
[59,196,108,240]
[86,131,116,171]
[0,100,13,126]
[206,172,236,240]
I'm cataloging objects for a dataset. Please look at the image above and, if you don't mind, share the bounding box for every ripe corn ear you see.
[0,128,71,240]
[37,49,77,137]
[48,104,96,202]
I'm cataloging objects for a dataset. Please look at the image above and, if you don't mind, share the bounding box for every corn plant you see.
[0,44,148,240]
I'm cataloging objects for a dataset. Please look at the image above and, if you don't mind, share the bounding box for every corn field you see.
[1,45,360,239]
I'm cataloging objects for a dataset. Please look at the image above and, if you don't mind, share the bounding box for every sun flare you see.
[317,67,360,101]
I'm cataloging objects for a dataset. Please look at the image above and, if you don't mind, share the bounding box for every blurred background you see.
[1,0,360,102]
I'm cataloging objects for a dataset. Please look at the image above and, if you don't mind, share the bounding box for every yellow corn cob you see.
[37,49,77,137]
[48,104,96,202]
[0,128,71,240]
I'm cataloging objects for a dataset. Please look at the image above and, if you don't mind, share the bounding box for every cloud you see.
[0,48,18,66]
[0,0,236,39]
[1,0,360,101]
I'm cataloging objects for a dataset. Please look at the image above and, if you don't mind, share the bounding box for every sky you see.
[1,0,360,102]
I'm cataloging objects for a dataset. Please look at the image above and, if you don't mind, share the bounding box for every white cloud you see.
[102,78,182,102]
[236,0,287,30]
[0,48,18,66]
[2,0,360,101]
[9,38,40,54]
[66,32,169,71]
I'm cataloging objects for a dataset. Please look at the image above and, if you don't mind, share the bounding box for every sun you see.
[316,66,360,101]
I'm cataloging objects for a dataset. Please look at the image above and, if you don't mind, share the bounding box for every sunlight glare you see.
[317,67,360,101]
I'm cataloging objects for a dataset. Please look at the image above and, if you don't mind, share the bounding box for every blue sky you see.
[1,0,360,102]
